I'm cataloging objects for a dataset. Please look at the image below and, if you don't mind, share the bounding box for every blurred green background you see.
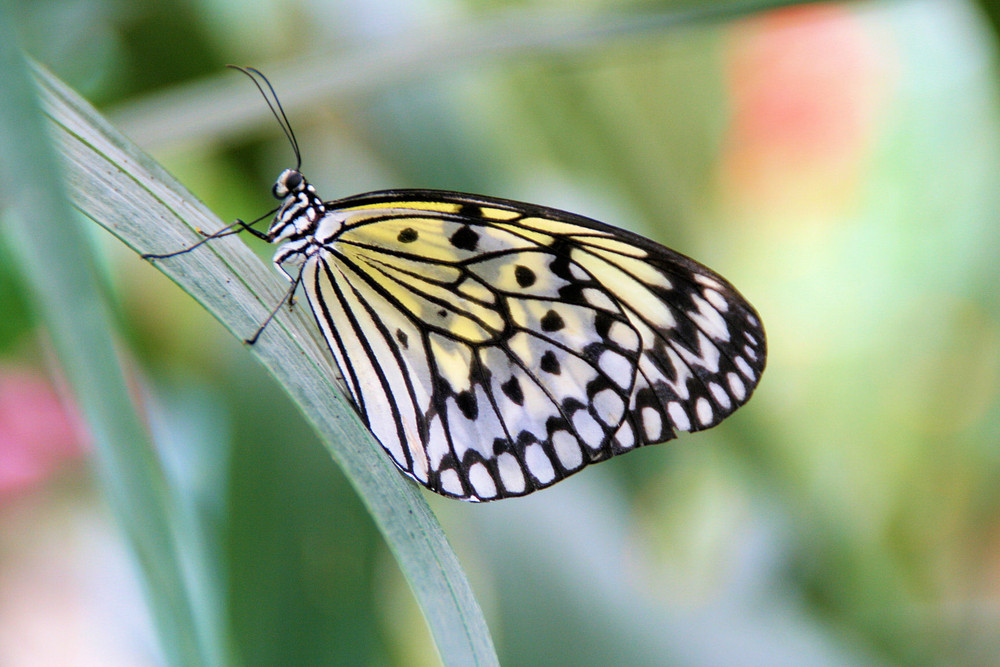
[2,0,1000,664]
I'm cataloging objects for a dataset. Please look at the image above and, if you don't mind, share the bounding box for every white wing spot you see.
[569,261,590,281]
[744,331,758,346]
[747,313,759,327]
[552,431,583,470]
[703,288,729,312]
[709,382,731,410]
[667,402,691,432]
[735,356,755,380]
[744,344,758,361]
[573,410,606,448]
[592,389,625,427]
[426,416,450,469]
[583,288,617,311]
[688,294,730,342]
[675,331,721,373]
[657,347,692,400]
[469,462,497,499]
[727,372,746,401]
[641,406,662,440]
[695,274,723,290]
[440,468,464,496]
[497,452,525,493]
[598,350,633,388]
[696,397,714,426]
[615,420,636,449]
[609,321,640,351]
[525,443,556,483]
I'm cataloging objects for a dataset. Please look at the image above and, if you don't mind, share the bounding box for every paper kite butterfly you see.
[145,67,767,501]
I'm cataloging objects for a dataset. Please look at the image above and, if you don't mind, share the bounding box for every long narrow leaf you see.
[0,18,218,667]
[32,64,498,666]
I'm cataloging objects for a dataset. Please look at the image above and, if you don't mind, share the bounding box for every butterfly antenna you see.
[227,65,302,170]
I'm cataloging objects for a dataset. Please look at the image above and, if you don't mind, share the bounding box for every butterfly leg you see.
[143,206,278,259]
[142,219,242,258]
[244,267,303,345]
[231,218,270,241]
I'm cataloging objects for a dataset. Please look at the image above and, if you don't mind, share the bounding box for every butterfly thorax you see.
[267,169,331,244]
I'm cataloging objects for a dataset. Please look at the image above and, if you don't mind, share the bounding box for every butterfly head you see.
[272,168,304,199]
[267,168,326,243]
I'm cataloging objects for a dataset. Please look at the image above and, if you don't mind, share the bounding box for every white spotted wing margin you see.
[293,187,765,501]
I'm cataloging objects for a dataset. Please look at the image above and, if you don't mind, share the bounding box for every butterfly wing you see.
[534,211,767,443]
[303,190,765,500]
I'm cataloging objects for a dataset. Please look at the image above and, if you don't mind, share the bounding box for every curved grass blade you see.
[0,21,222,667]
[31,63,498,667]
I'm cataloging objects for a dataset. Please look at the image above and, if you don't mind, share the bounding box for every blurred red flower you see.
[0,367,89,497]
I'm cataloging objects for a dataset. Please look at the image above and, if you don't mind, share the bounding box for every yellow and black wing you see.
[300,190,765,501]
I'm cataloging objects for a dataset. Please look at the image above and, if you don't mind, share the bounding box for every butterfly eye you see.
[284,170,303,191]
[272,170,303,198]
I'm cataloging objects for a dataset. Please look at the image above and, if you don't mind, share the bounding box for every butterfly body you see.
[264,168,766,501]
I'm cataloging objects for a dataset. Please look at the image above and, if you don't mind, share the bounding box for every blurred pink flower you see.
[0,367,89,496]
[719,4,893,218]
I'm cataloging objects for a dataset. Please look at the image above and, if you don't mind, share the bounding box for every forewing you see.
[512,216,768,447]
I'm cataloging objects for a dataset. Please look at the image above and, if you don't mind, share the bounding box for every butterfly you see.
[145,67,766,501]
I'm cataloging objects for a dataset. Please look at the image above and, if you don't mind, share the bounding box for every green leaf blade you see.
[32,63,498,667]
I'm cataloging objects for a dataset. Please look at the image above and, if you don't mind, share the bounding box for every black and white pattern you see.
[261,169,766,501]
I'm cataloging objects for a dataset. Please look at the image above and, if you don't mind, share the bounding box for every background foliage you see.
[2,0,1000,665]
